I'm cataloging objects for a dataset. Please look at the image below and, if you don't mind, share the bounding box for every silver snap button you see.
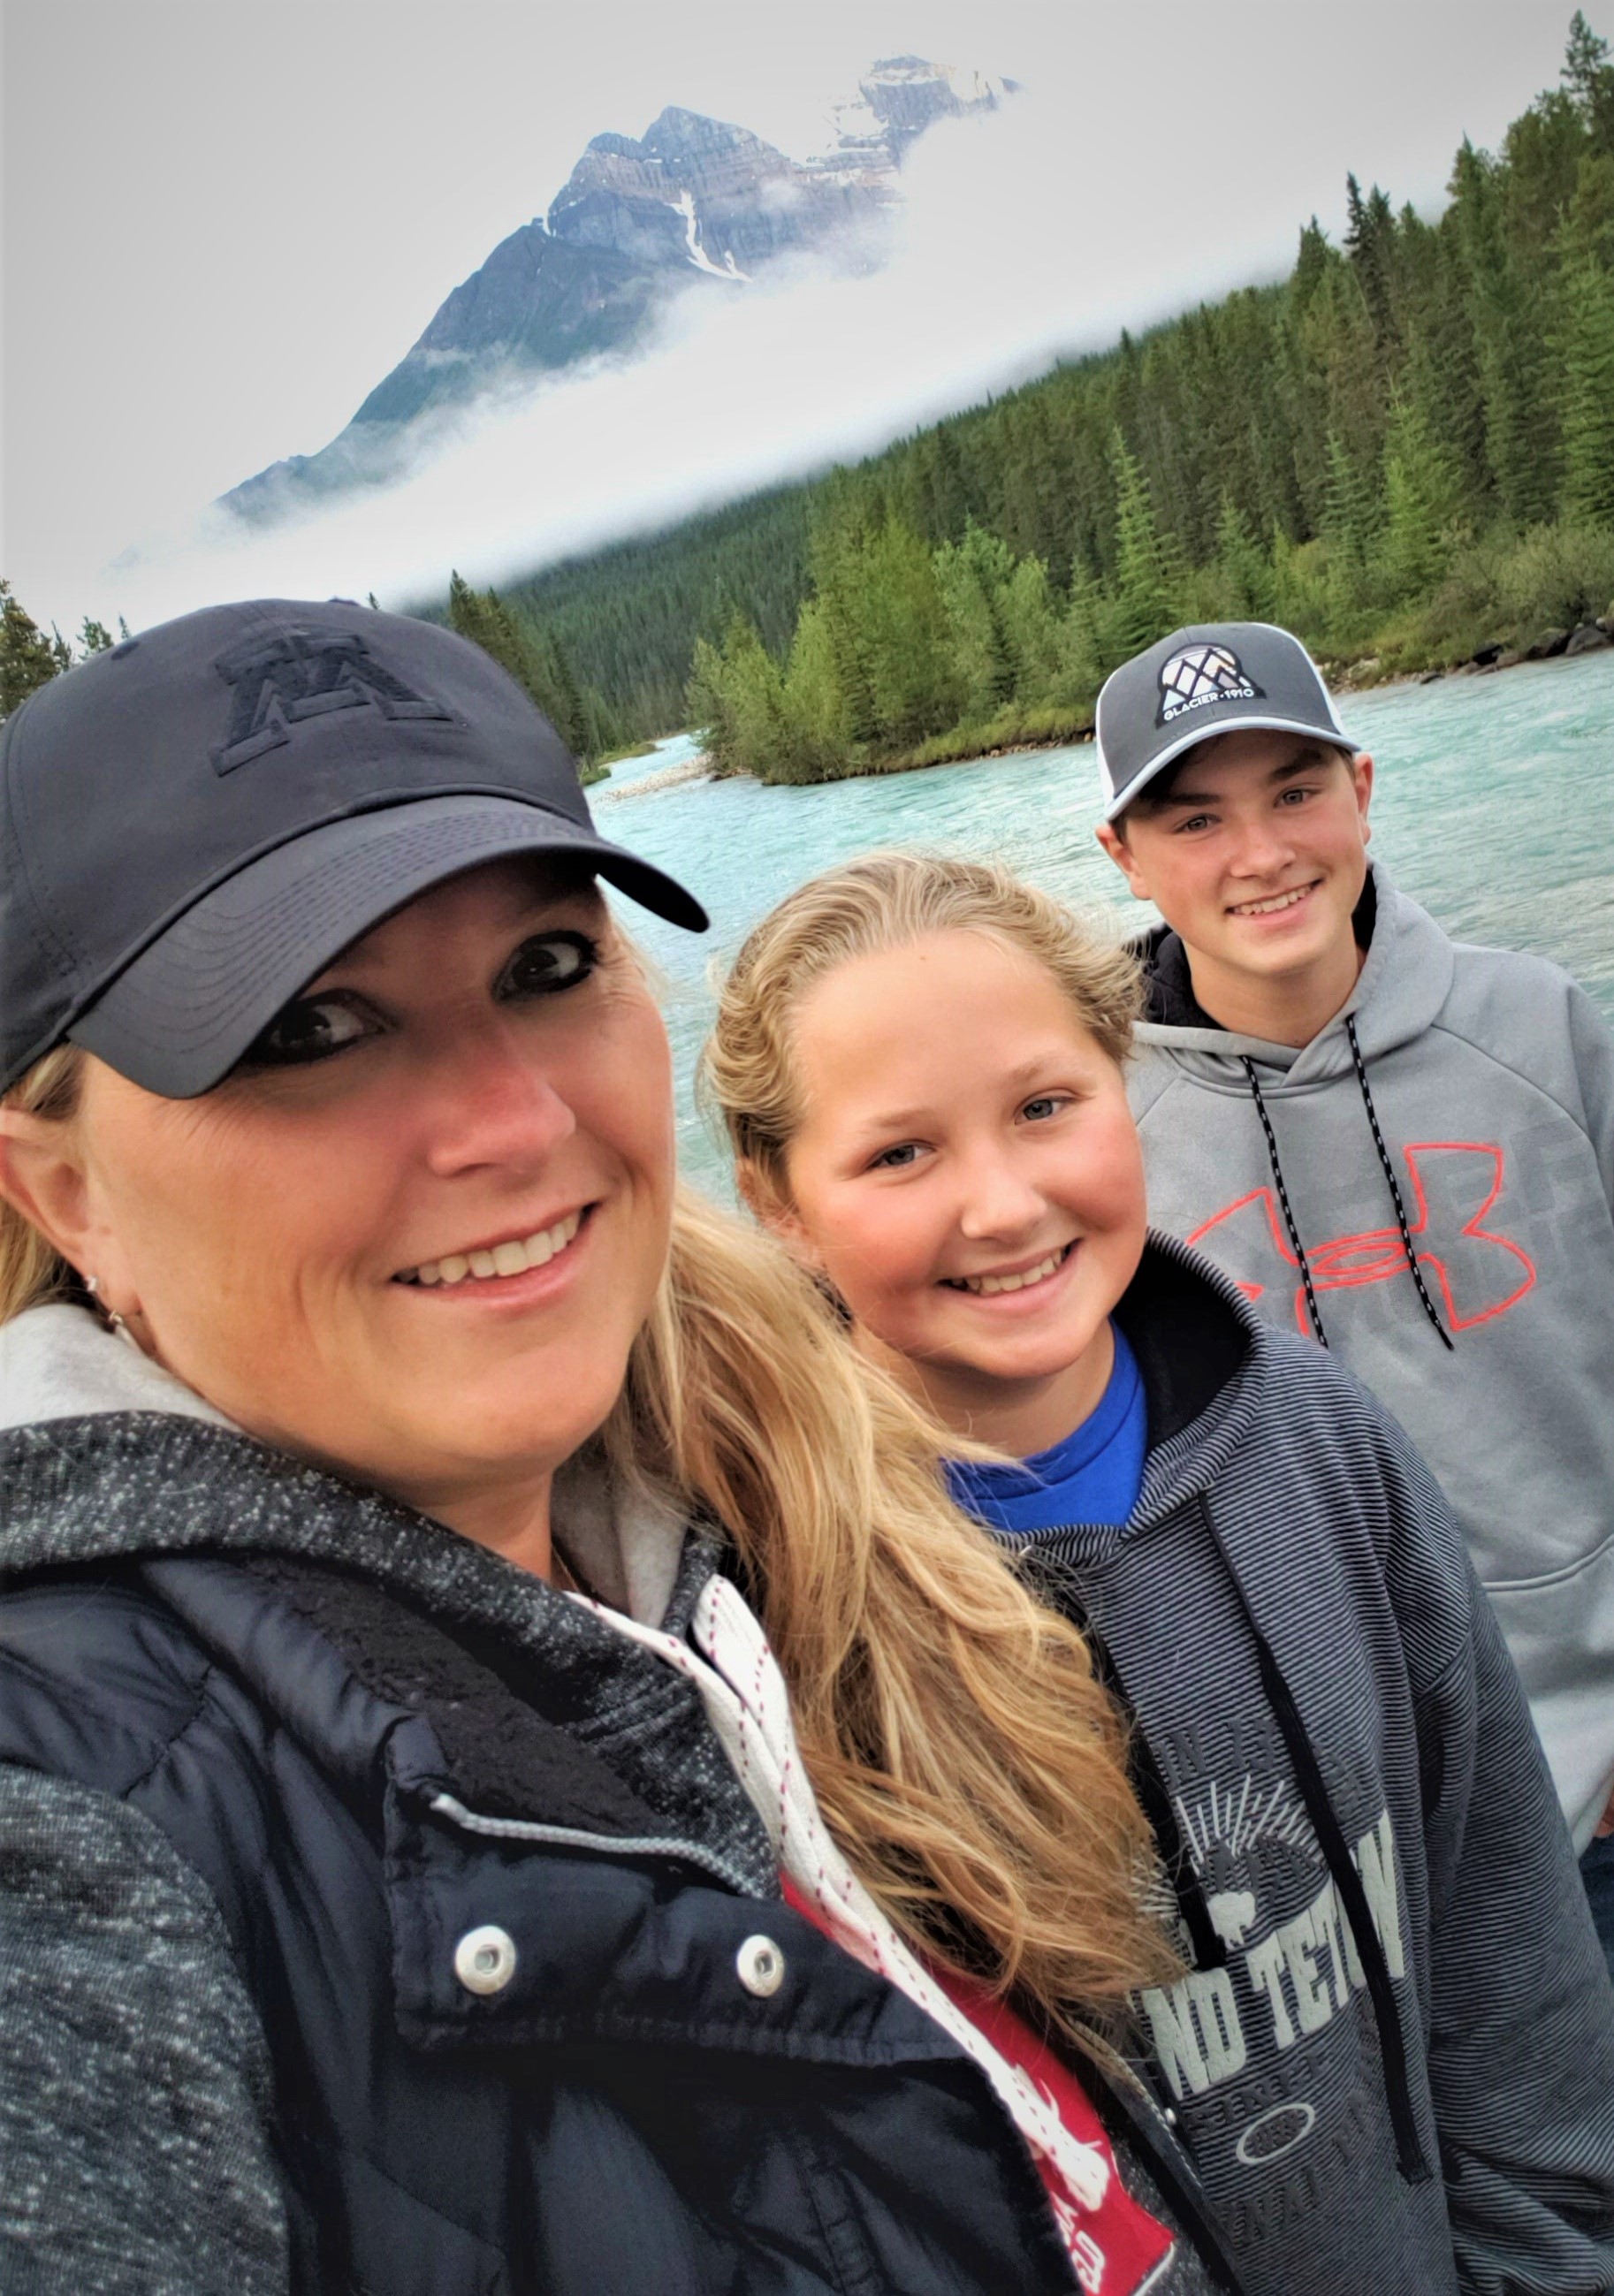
[736,1934,786,1998]
[1163,2105,1179,2127]
[453,1924,518,1996]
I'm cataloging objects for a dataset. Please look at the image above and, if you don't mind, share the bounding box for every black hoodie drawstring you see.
[1241,1057,1330,1345]
[1344,1016,1454,1351]
[1240,1028,1453,1351]
[1198,1497,1433,2186]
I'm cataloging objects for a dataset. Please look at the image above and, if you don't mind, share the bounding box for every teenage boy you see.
[1093,622,1614,1957]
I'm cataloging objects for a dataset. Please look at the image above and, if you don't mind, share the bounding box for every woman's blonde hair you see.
[2,993,1170,2039]
[701,849,1142,1214]
[605,1187,1172,2036]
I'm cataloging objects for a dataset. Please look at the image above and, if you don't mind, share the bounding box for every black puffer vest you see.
[0,1415,1241,2295]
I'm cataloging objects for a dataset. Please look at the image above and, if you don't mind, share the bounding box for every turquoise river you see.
[590,650,1614,1193]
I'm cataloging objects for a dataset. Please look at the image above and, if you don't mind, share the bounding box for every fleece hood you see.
[0,1301,774,1893]
[0,1302,689,1628]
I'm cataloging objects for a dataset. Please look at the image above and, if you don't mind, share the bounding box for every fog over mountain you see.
[221,61,1014,528]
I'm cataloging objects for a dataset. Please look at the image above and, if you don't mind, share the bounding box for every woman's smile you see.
[395,1202,592,1292]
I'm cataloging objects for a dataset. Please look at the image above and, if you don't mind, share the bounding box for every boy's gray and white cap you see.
[1094,621,1359,822]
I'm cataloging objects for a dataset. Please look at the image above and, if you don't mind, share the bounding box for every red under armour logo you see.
[1187,1142,1536,1339]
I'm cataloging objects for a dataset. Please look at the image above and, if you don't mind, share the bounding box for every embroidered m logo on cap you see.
[212,628,455,774]
[1156,641,1262,726]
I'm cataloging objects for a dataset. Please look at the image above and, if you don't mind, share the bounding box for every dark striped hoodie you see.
[1006,1232,1614,2296]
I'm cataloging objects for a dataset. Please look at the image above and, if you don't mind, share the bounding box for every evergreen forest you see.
[506,12,1614,782]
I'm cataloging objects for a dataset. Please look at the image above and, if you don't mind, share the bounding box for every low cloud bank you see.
[80,87,1350,632]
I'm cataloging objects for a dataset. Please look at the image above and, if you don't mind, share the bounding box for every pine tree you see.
[780,599,853,778]
[1560,7,1614,156]
[78,617,113,656]
[1321,430,1381,571]
[711,614,791,780]
[1380,387,1465,599]
[1557,252,1614,523]
[1344,175,1400,361]
[1291,218,1334,318]
[1565,9,1613,129]
[1214,494,1277,618]
[1,581,72,718]
[533,627,591,761]
[855,517,963,744]
[933,522,1018,718]
[907,426,971,545]
[806,498,882,746]
[1052,560,1115,705]
[686,635,736,773]
[1000,557,1064,702]
[448,573,598,762]
[1109,432,1182,656]
[1450,139,1560,523]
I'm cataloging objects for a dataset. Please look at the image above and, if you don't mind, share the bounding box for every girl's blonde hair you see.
[605,1187,1172,2035]
[2,1002,1170,2039]
[701,849,1142,1214]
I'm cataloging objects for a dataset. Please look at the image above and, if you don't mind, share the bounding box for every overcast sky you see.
[1,0,1580,633]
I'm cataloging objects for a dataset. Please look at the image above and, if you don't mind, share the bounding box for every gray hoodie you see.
[1128,870,1614,1850]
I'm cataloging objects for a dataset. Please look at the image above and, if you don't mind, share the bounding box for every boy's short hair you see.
[1096,621,1359,824]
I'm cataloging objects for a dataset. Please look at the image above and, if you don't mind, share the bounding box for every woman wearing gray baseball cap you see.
[0,601,1239,2294]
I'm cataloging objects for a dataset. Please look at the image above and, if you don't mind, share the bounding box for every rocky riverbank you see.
[596,754,714,800]
[1334,612,1614,693]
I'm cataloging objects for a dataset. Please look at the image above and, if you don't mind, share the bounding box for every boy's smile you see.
[772,930,1147,1455]
[1097,729,1374,1047]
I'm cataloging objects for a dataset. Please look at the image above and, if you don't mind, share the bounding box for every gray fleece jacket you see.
[1129,869,1614,1849]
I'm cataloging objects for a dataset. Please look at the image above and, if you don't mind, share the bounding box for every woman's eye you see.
[240,996,376,1068]
[499,931,598,1000]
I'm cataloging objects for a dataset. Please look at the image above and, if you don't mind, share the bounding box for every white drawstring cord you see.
[571,1572,1111,2214]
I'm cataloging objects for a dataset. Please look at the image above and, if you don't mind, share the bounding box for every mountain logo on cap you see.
[212,628,455,775]
[1156,641,1263,726]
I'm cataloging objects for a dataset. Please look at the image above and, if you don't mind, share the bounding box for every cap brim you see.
[69,794,708,1098]
[1101,713,1362,822]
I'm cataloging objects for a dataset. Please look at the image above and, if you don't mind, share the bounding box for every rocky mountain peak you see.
[639,106,777,162]
[220,57,1013,527]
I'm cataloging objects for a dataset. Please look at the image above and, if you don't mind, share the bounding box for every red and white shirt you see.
[785,1878,1175,2295]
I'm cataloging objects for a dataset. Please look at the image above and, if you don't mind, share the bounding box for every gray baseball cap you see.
[0,597,708,1099]
[1094,621,1359,823]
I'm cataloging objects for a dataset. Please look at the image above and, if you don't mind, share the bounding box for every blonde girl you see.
[703,848,1614,2296]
